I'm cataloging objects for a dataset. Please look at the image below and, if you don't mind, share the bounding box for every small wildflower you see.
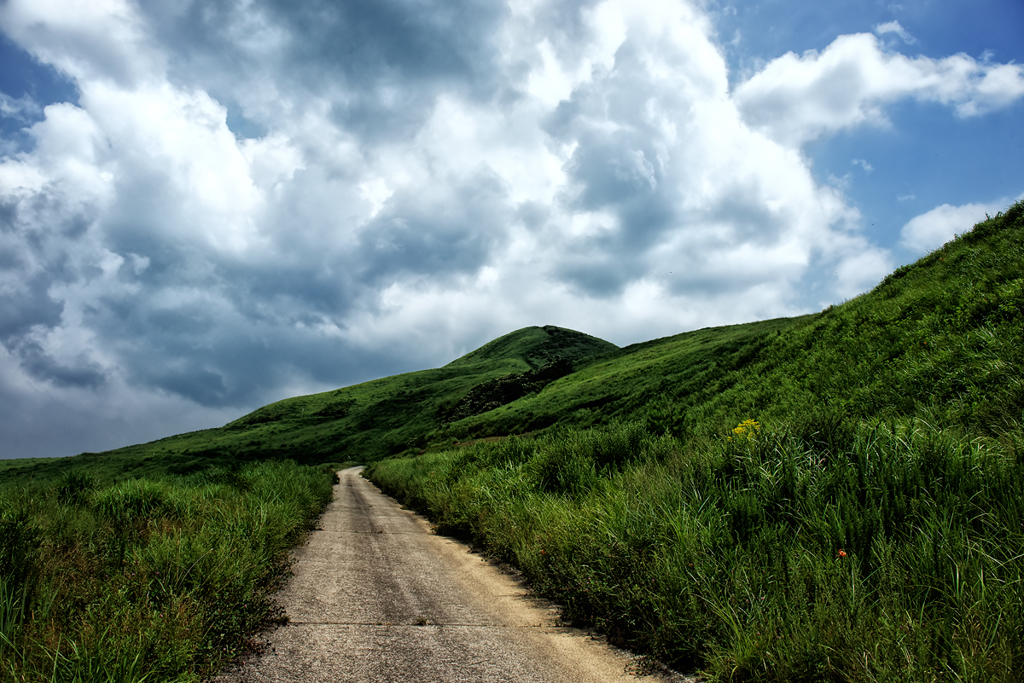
[838,549,847,558]
[731,419,761,441]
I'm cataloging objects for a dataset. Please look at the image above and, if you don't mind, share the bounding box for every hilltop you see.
[0,325,618,485]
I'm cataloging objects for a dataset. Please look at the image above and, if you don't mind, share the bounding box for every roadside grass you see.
[0,460,335,683]
[368,420,1024,681]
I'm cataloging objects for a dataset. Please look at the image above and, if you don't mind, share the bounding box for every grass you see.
[366,201,1024,681]
[368,420,1024,682]
[438,315,809,441]
[0,460,335,682]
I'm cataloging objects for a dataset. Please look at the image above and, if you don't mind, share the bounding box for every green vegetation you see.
[369,422,1024,681]
[366,201,1024,681]
[4,200,1022,681]
[441,315,807,441]
[0,461,335,682]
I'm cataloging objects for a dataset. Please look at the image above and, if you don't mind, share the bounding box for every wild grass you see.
[368,420,1024,682]
[0,460,335,683]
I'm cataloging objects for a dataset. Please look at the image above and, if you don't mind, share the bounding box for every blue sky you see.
[711,0,1024,248]
[0,0,1022,459]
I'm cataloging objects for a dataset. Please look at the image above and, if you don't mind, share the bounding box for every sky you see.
[1,0,1022,460]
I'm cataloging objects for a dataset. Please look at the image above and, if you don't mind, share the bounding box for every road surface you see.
[215,467,684,683]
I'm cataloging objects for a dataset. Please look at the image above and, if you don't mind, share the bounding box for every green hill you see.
[445,324,616,370]
[0,325,619,486]
[448,198,1024,445]
[6,200,1024,487]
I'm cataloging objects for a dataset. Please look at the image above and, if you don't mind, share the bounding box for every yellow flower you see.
[731,419,761,440]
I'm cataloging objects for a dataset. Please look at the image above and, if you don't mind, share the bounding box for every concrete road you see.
[215,467,684,683]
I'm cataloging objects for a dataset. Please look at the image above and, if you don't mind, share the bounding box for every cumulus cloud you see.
[900,199,1013,253]
[734,32,1024,146]
[0,0,1017,457]
[0,0,160,87]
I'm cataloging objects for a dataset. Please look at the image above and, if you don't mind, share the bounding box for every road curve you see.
[215,467,684,683]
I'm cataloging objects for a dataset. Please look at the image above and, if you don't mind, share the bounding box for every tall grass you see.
[0,460,335,683]
[368,419,1024,681]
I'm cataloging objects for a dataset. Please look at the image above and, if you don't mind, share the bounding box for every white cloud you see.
[874,20,916,45]
[734,32,1024,146]
[0,93,42,121]
[832,240,894,300]
[0,0,1016,457]
[900,200,1011,253]
[0,0,161,86]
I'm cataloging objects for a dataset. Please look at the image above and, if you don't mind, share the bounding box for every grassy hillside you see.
[366,200,1024,682]
[0,325,617,487]
[9,199,1024,487]
[454,200,1024,444]
[439,315,810,441]
[1,316,815,487]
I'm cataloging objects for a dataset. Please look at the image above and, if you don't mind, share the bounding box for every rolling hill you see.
[5,200,1023,489]
[0,325,618,484]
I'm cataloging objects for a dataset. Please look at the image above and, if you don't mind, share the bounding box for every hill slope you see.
[6,200,1023,486]
[447,199,1024,443]
[366,200,1024,681]
[0,326,618,485]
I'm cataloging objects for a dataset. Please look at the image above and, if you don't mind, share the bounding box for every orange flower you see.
[838,549,847,558]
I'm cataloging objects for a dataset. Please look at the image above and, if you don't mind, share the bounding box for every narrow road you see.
[215,467,683,683]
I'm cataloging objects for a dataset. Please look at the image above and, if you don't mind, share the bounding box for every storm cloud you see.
[0,0,1021,458]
